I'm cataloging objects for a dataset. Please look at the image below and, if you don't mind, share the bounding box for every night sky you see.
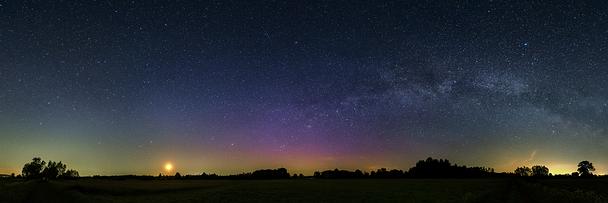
[2,1,608,176]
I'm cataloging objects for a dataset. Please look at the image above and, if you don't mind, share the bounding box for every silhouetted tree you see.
[514,166,532,177]
[196,172,219,179]
[531,165,549,177]
[175,172,181,178]
[315,169,364,178]
[577,161,595,177]
[313,171,321,178]
[354,169,363,177]
[571,172,579,177]
[277,168,289,177]
[10,173,15,178]
[372,168,407,178]
[22,157,45,179]
[250,168,290,179]
[312,168,408,179]
[42,161,67,179]
[408,157,492,178]
[298,173,304,178]
[62,169,79,179]
[21,157,78,180]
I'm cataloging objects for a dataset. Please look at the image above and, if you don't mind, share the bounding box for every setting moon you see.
[164,163,173,171]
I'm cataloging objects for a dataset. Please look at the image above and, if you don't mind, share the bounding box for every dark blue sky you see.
[1,1,608,175]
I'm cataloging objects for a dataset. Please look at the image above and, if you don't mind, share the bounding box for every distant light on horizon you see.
[165,163,173,172]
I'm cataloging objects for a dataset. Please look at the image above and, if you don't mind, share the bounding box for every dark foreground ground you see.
[0,178,606,202]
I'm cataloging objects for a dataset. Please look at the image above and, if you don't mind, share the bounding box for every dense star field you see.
[1,1,608,176]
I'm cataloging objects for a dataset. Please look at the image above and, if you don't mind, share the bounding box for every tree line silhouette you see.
[312,157,494,179]
[513,161,596,178]
[20,157,79,180]
[4,157,600,180]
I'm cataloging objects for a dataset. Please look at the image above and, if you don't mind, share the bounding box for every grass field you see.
[1,178,606,202]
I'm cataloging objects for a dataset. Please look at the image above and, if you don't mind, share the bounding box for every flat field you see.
[0,178,606,202]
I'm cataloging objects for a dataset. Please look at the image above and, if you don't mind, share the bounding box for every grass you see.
[0,178,606,202]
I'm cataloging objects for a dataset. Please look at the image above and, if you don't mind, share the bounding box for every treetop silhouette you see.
[577,161,595,177]
[21,157,79,180]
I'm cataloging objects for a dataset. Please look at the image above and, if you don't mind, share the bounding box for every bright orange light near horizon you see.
[164,163,173,172]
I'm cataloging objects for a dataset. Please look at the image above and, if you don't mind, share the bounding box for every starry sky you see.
[1,1,608,176]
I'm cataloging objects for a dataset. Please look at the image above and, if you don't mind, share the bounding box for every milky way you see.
[1,1,608,175]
